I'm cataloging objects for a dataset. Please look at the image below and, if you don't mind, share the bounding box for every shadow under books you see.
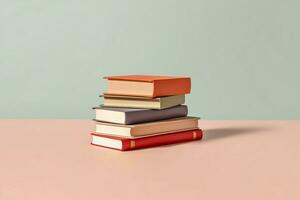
[203,126,271,142]
[133,126,272,151]
[159,126,271,149]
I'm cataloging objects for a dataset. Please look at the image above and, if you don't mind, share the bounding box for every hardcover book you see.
[95,117,199,138]
[103,75,191,97]
[91,129,203,151]
[101,94,185,109]
[94,105,188,125]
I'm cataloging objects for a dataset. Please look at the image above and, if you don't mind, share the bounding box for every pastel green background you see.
[1,1,299,119]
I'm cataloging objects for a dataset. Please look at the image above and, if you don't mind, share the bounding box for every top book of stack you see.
[103,75,191,98]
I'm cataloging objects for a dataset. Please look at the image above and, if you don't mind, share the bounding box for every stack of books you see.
[91,75,203,151]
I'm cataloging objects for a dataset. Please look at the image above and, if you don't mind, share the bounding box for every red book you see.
[91,129,203,151]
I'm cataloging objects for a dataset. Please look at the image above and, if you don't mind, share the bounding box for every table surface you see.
[1,120,300,200]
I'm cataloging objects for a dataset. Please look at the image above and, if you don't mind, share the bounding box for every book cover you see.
[95,116,199,138]
[104,75,191,97]
[94,105,188,125]
[91,129,203,151]
[100,94,185,109]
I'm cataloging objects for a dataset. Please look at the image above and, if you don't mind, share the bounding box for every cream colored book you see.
[95,117,199,138]
[101,94,185,109]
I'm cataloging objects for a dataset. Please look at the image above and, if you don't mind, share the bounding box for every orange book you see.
[103,75,191,97]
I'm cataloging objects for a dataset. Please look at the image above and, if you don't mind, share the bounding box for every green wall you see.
[1,0,300,119]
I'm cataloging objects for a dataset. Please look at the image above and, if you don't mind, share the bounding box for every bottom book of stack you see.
[91,113,202,151]
[91,129,203,151]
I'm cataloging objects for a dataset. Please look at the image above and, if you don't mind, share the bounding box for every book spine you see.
[122,129,202,151]
[152,78,191,97]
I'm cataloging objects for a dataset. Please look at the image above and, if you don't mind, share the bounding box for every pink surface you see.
[1,120,300,200]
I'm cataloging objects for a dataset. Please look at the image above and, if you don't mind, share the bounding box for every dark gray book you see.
[94,105,188,125]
